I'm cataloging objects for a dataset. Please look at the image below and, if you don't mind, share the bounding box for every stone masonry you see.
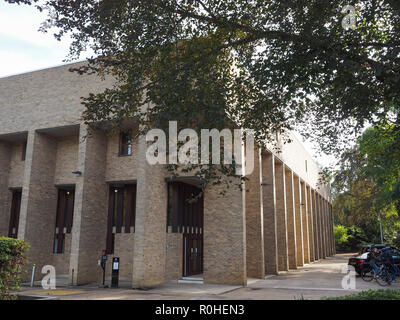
[0,63,334,287]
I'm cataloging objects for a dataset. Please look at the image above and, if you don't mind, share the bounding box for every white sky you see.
[0,2,337,169]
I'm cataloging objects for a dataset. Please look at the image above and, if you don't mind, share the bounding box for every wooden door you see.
[182,184,204,277]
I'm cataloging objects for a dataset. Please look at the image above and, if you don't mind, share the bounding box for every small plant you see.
[0,237,29,300]
[324,289,400,300]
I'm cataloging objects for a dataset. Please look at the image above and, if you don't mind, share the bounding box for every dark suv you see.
[348,244,400,274]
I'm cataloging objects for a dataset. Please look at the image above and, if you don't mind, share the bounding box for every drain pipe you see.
[30,264,36,287]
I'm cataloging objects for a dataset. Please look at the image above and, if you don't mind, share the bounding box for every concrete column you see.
[326,200,333,256]
[319,195,326,259]
[331,203,336,255]
[0,141,11,237]
[324,199,331,257]
[69,125,108,285]
[18,130,58,277]
[132,134,168,288]
[311,189,319,261]
[285,169,297,269]
[275,160,288,271]
[316,194,324,259]
[301,181,310,264]
[204,175,247,285]
[307,186,315,262]
[245,149,265,278]
[293,175,304,266]
[262,152,278,275]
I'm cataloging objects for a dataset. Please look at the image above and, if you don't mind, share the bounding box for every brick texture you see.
[293,175,304,266]
[285,168,297,269]
[262,152,278,275]
[0,142,11,236]
[275,161,289,271]
[245,149,265,278]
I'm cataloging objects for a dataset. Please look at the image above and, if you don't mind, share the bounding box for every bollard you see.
[30,264,36,287]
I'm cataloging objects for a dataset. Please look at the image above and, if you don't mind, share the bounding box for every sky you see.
[0,1,337,169]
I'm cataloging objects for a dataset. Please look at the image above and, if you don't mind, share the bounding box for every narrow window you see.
[53,188,75,254]
[8,190,22,238]
[21,141,27,161]
[305,160,308,172]
[166,182,203,234]
[119,131,132,156]
[106,184,136,254]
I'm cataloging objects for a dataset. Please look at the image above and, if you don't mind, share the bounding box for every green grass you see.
[325,289,400,300]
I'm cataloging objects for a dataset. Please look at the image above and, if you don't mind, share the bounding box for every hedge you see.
[325,289,400,300]
[0,237,29,300]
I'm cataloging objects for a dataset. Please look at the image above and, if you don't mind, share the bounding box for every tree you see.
[5,1,400,185]
[0,237,29,300]
[333,125,400,244]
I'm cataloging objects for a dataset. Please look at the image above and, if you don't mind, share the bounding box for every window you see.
[106,184,136,254]
[166,182,203,234]
[119,131,132,156]
[21,141,27,161]
[305,160,308,172]
[53,188,75,254]
[8,189,22,238]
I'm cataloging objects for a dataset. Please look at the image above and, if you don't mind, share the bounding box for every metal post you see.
[71,268,74,286]
[30,264,36,287]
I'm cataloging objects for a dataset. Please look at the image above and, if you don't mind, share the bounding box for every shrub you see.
[0,237,29,300]
[325,289,400,300]
[334,225,349,246]
[334,225,368,252]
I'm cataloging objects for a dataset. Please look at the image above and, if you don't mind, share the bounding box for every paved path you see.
[17,254,399,300]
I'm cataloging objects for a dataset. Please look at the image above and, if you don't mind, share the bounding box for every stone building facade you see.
[0,63,334,288]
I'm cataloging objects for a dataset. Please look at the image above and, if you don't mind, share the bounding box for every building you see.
[0,62,334,288]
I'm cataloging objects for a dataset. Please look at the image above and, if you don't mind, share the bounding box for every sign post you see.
[111,257,120,288]
[100,250,107,287]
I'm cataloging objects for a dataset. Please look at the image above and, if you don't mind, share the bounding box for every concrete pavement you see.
[17,254,398,300]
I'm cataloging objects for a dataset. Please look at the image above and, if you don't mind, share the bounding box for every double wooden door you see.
[180,184,204,277]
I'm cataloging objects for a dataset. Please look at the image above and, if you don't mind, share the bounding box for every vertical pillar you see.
[301,181,310,264]
[326,200,332,257]
[204,175,247,285]
[69,125,108,285]
[285,169,297,269]
[312,190,320,261]
[319,195,326,259]
[18,131,58,276]
[262,152,278,275]
[132,134,168,288]
[307,186,315,262]
[325,199,330,257]
[329,203,336,255]
[245,149,265,278]
[0,141,11,237]
[275,160,288,271]
[293,175,304,266]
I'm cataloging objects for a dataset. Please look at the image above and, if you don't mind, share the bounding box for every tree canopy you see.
[333,125,400,244]
[5,1,400,193]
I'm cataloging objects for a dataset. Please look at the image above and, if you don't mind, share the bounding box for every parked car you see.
[348,244,400,274]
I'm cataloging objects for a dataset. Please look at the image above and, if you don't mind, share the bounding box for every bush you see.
[334,225,368,252]
[334,225,349,246]
[325,289,400,300]
[0,237,29,300]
